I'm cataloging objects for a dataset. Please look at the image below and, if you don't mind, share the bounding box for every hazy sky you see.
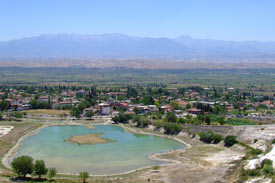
[0,0,274,41]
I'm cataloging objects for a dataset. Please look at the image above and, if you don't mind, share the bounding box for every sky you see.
[0,0,275,42]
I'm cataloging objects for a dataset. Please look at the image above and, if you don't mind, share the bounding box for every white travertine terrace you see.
[0,126,14,138]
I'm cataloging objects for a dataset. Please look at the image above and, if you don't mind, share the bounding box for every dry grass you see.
[0,121,42,172]
[26,109,70,116]
[65,133,116,145]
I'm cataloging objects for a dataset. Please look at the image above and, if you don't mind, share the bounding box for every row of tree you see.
[11,155,56,179]
[11,155,90,183]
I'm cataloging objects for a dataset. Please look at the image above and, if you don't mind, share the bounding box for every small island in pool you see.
[65,132,116,145]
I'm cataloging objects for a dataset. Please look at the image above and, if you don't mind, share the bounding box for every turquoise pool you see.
[13,125,184,175]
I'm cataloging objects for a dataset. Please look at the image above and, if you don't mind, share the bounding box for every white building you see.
[98,103,111,115]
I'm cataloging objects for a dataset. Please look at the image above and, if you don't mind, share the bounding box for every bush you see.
[224,136,238,147]
[152,165,160,170]
[165,112,177,123]
[250,149,263,156]
[212,134,223,144]
[199,131,214,143]
[263,164,274,175]
[177,117,185,124]
[272,138,275,144]
[245,169,261,177]
[48,168,57,180]
[10,111,24,119]
[112,113,132,124]
[135,116,151,128]
[164,122,182,135]
[154,120,164,128]
[11,155,34,178]
[199,131,222,144]
[261,159,273,168]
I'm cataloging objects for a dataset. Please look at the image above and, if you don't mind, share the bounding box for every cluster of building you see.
[0,87,274,121]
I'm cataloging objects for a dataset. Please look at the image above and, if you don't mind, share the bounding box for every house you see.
[77,90,86,96]
[177,101,189,108]
[187,108,202,115]
[124,111,135,115]
[111,111,119,117]
[115,102,128,109]
[160,105,171,113]
[148,105,158,112]
[39,96,49,102]
[98,103,111,115]
[137,105,150,114]
[261,100,272,105]
[83,107,96,117]
[226,106,234,112]
[59,101,73,108]
[107,97,115,105]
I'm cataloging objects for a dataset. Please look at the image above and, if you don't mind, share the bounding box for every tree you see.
[48,168,57,180]
[0,100,9,111]
[77,100,91,112]
[70,107,81,118]
[224,136,238,147]
[186,103,191,109]
[85,111,94,118]
[0,112,2,120]
[34,160,48,179]
[112,113,132,124]
[11,111,23,119]
[171,101,179,110]
[177,117,185,124]
[135,116,151,128]
[164,122,182,135]
[56,104,62,110]
[217,116,225,125]
[205,116,211,125]
[165,112,177,123]
[79,171,89,183]
[11,155,34,178]
[142,95,154,105]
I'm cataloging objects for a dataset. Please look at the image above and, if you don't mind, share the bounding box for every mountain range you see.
[0,33,275,61]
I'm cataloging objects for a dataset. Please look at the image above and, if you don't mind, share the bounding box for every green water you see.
[14,125,184,175]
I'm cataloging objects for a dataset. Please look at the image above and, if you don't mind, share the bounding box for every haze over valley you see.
[0,34,275,60]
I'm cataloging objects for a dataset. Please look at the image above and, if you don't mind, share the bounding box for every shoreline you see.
[2,121,191,177]
[2,121,83,169]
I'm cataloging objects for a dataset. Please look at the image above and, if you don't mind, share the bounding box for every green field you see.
[0,67,275,89]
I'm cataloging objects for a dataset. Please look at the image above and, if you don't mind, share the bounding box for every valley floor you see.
[0,116,274,183]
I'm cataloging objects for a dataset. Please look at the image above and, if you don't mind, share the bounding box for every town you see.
[0,85,274,126]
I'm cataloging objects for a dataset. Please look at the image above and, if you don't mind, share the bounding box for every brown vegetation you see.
[65,133,116,145]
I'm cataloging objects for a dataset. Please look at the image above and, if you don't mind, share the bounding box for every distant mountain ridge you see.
[1,33,275,61]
